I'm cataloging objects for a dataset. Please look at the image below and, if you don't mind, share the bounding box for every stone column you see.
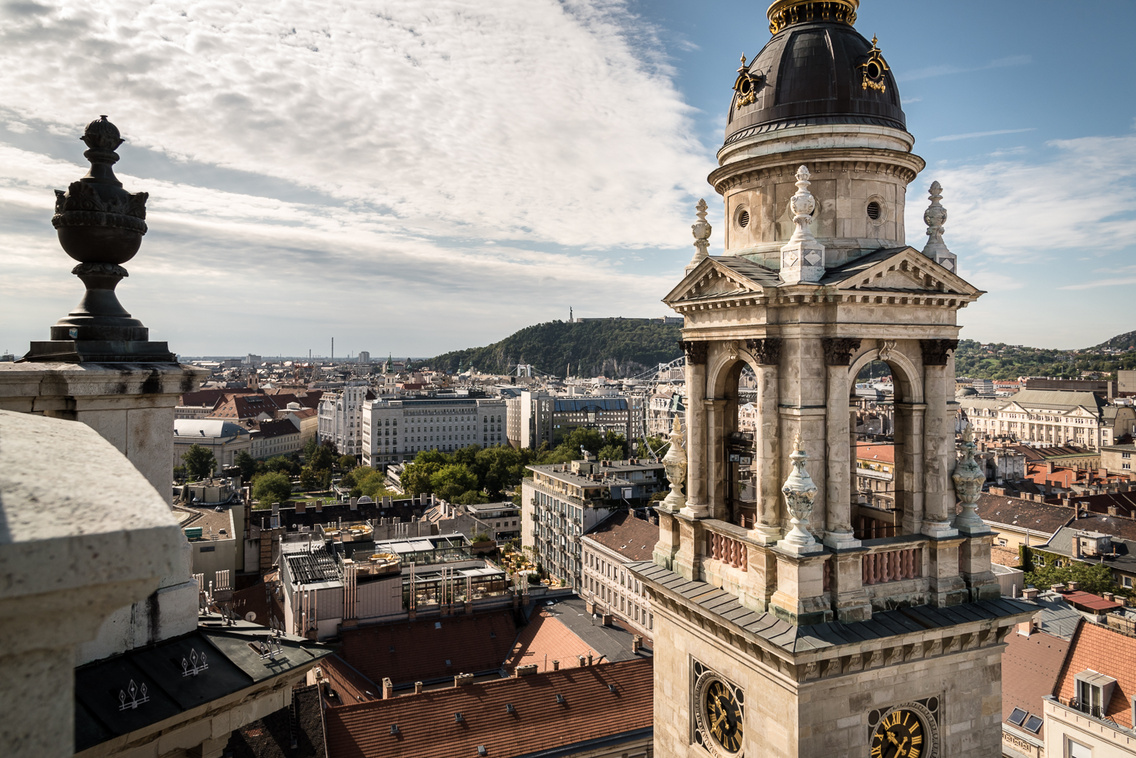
[895,402,926,535]
[922,340,959,538]
[681,341,709,518]
[705,397,729,521]
[824,364,858,549]
[749,342,782,544]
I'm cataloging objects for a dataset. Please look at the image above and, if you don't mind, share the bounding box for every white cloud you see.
[900,54,1031,83]
[0,0,708,355]
[930,128,1035,143]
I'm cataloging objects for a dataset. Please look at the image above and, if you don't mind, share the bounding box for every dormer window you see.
[1074,669,1116,719]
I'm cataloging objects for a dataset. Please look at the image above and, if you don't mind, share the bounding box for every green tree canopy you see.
[1024,556,1122,597]
[252,472,292,505]
[430,463,479,503]
[308,441,336,471]
[337,455,357,472]
[234,450,258,482]
[181,444,216,481]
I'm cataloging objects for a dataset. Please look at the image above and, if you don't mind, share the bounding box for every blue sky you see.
[1,0,1134,359]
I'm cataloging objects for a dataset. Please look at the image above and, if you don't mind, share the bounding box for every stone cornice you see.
[670,289,978,315]
[709,148,925,195]
[641,573,1031,685]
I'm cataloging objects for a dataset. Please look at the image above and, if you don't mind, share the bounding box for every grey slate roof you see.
[629,561,1035,654]
[1020,590,1083,641]
[75,618,329,752]
[1042,526,1136,574]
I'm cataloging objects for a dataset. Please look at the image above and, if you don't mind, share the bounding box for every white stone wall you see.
[581,538,654,638]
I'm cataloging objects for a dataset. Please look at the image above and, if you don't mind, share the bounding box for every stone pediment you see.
[663,256,777,306]
[824,247,982,299]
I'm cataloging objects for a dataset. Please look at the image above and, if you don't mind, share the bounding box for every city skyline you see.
[1,0,1134,358]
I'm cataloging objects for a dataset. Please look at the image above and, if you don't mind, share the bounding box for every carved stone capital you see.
[745,338,782,366]
[821,337,861,366]
[681,340,708,366]
[920,338,958,366]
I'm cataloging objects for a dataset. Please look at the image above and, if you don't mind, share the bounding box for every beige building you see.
[581,510,659,639]
[630,4,1033,756]
[1102,443,1136,476]
[173,418,252,474]
[960,390,1134,451]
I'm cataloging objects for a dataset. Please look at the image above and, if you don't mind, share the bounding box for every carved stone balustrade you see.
[708,531,748,570]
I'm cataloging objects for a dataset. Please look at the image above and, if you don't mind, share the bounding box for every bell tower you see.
[631,2,1033,756]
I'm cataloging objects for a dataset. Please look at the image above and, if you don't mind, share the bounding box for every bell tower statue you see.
[631,2,1033,756]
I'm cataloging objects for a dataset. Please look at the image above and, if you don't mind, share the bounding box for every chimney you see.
[315,499,323,513]
[382,677,393,699]
[414,681,423,694]
[350,497,358,511]
[1046,461,1055,474]
[515,664,538,677]
[601,613,612,626]
[587,653,594,667]
[577,655,587,668]
[632,635,642,653]
[1104,592,1115,602]
[271,502,280,516]
[552,659,560,671]
[1067,581,1079,591]
[295,499,306,514]
[454,673,474,687]
[1021,587,1039,601]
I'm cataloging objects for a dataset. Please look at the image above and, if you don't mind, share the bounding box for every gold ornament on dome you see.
[732,55,763,110]
[859,35,889,93]
[767,0,858,34]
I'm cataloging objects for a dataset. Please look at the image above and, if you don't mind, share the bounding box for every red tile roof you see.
[503,608,596,674]
[583,511,658,563]
[1055,620,1136,728]
[1001,630,1070,725]
[856,444,895,465]
[1061,591,1124,613]
[317,654,383,706]
[324,657,653,758]
[339,611,518,687]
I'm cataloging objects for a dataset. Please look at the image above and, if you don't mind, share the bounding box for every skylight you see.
[1023,715,1043,734]
[1008,708,1027,726]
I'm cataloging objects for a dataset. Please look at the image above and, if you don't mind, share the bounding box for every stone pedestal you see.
[743,544,778,613]
[769,548,832,625]
[927,536,968,607]
[673,513,702,582]
[831,550,871,623]
[959,534,1001,601]
[653,509,681,571]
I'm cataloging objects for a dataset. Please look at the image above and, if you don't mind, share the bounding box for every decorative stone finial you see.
[23,116,174,363]
[779,433,823,554]
[953,424,990,533]
[660,415,688,512]
[922,180,957,273]
[686,198,712,273]
[779,166,824,285]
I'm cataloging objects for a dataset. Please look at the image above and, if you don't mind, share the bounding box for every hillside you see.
[955,332,1136,380]
[421,319,682,378]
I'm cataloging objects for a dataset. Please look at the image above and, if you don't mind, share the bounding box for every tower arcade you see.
[632,2,1033,756]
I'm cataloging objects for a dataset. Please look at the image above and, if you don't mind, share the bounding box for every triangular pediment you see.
[663,256,774,306]
[826,247,982,298]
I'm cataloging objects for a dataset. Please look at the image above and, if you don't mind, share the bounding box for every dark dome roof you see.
[725,21,906,146]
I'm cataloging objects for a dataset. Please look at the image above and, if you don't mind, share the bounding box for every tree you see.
[252,472,292,505]
[266,455,297,476]
[234,450,258,482]
[182,444,216,481]
[337,455,358,472]
[598,444,624,462]
[298,466,321,491]
[429,463,478,503]
[1023,551,1122,596]
[308,441,335,471]
[302,437,319,460]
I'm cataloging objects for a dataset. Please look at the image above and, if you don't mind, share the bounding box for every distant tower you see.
[639,3,1027,757]
[570,306,574,322]
[331,337,334,362]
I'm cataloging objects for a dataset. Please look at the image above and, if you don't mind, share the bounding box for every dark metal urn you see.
[23,116,175,363]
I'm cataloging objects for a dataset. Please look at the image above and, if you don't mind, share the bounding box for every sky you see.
[1,0,1134,359]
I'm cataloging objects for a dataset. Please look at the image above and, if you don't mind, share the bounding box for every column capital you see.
[920,338,959,366]
[681,339,708,365]
[821,337,861,366]
[745,337,782,365]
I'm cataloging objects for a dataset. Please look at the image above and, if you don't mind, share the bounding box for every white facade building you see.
[960,390,1135,451]
[361,396,507,467]
[318,384,371,457]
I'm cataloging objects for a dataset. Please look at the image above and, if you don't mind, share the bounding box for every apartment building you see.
[361,395,507,467]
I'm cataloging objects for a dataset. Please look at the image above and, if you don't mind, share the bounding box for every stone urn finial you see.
[23,116,174,362]
[779,166,824,285]
[661,415,688,512]
[779,433,823,553]
[953,423,990,533]
[922,180,957,273]
[686,198,712,273]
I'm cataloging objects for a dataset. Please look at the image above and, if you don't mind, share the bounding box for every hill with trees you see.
[420,318,682,378]
[954,332,1136,380]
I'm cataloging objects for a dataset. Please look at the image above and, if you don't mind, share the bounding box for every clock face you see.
[871,708,926,758]
[704,678,743,753]
[692,662,745,757]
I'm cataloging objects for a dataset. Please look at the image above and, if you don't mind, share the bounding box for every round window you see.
[866,201,882,221]
[738,209,750,229]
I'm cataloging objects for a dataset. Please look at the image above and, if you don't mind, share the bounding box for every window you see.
[1067,738,1092,758]
[1007,708,1027,727]
[1075,670,1116,720]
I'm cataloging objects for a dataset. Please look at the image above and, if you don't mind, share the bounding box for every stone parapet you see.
[0,410,188,758]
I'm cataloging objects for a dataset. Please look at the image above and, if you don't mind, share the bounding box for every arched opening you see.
[730,364,758,527]
[847,350,923,542]
[852,359,896,537]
